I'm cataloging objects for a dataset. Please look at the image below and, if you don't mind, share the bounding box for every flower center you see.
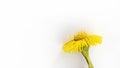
[74,32,87,41]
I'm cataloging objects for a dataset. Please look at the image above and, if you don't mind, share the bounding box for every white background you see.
[0,0,120,68]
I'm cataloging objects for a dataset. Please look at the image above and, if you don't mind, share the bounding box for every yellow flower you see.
[62,32,102,53]
[62,31,102,68]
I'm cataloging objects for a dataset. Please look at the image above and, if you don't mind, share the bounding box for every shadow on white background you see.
[53,52,88,68]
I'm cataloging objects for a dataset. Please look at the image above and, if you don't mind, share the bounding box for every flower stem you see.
[81,47,94,68]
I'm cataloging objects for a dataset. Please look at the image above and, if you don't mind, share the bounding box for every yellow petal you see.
[62,39,88,53]
[62,40,76,53]
[85,35,102,46]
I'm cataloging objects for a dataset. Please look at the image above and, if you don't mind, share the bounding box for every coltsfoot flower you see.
[62,31,102,68]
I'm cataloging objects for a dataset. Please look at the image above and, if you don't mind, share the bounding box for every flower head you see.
[62,31,102,53]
